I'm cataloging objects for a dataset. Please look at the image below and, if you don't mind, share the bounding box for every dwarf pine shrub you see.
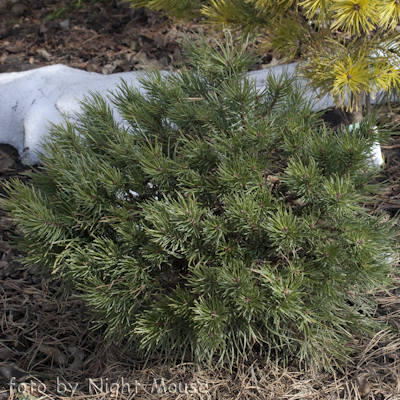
[3,34,398,368]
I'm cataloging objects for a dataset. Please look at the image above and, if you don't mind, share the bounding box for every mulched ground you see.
[1,0,185,74]
[1,1,400,399]
[0,0,272,74]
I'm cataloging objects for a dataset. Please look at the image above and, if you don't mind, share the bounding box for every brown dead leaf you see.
[0,364,29,382]
[0,217,15,228]
[0,348,16,360]
[0,53,7,64]
[86,62,101,73]
[36,49,52,62]
[102,59,124,75]
[267,176,281,185]
[4,46,18,53]
[4,40,23,54]
[122,52,136,62]
[38,345,67,366]
[28,45,37,55]
[355,375,374,397]
[41,301,59,312]
[0,150,16,173]
[0,242,10,252]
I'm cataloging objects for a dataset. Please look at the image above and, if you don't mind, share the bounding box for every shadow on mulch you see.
[0,107,400,399]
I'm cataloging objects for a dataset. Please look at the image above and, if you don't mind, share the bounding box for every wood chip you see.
[36,49,52,62]
[38,345,67,366]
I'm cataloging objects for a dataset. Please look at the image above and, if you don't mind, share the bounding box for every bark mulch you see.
[1,2,400,399]
[0,0,272,75]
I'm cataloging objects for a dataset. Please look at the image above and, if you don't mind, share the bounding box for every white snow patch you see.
[0,62,388,164]
[0,64,144,164]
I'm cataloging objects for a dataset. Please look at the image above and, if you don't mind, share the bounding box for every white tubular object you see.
[371,142,384,167]
[348,123,384,167]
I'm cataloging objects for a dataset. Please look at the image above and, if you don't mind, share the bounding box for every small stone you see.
[0,348,16,360]
[10,2,27,16]
[38,23,47,34]
[59,19,70,30]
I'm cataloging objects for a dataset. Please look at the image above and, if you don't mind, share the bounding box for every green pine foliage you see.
[125,0,204,19]
[125,0,400,122]
[3,34,398,369]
